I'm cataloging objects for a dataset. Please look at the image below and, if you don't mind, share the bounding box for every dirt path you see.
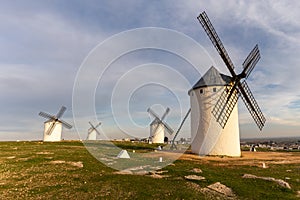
[144,150,300,167]
[179,151,300,166]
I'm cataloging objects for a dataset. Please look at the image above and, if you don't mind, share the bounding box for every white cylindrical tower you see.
[43,121,63,142]
[189,66,241,157]
[150,119,165,143]
[87,129,97,140]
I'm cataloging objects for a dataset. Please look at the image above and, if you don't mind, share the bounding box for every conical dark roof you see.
[191,66,232,90]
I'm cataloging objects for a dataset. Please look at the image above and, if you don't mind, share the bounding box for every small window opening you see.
[200,89,203,94]
[213,88,217,92]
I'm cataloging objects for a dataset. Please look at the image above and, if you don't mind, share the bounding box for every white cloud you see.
[1,0,300,140]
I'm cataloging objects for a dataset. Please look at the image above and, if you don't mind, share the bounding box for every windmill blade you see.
[147,108,160,120]
[242,44,260,79]
[95,129,101,135]
[162,122,174,135]
[238,81,266,130]
[87,127,93,134]
[56,106,67,118]
[46,121,56,135]
[161,107,170,121]
[197,11,236,77]
[212,84,239,128]
[60,119,72,129]
[39,112,55,120]
[94,122,102,129]
[88,121,94,127]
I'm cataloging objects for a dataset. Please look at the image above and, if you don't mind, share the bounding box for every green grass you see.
[0,141,299,199]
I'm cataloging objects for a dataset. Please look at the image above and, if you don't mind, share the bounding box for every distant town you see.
[241,137,300,151]
[116,137,300,152]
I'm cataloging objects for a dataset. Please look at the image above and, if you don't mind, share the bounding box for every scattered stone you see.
[184,175,205,181]
[99,157,114,162]
[243,174,291,189]
[148,173,170,179]
[296,191,300,198]
[68,161,83,168]
[191,168,202,173]
[155,170,168,174]
[285,177,291,180]
[6,156,16,159]
[207,182,236,197]
[117,150,130,158]
[36,152,53,155]
[286,169,292,172]
[18,157,30,161]
[49,160,83,168]
[134,170,148,175]
[114,170,133,175]
[125,166,147,171]
[185,182,237,200]
[50,160,65,164]
[185,182,202,192]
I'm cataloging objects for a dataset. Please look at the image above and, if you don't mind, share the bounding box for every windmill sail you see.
[56,106,67,119]
[197,11,265,131]
[212,85,239,128]
[39,112,55,120]
[239,81,266,130]
[46,122,56,135]
[60,119,73,129]
[242,45,261,79]
[197,11,236,75]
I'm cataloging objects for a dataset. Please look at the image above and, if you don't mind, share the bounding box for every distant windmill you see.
[86,121,101,140]
[189,11,266,156]
[147,107,174,143]
[39,106,72,142]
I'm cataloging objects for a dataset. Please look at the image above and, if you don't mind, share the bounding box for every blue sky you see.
[0,0,300,141]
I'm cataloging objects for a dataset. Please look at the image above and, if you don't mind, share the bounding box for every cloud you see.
[1,0,300,140]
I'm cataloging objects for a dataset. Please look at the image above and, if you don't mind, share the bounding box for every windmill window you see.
[200,89,203,94]
[213,88,217,92]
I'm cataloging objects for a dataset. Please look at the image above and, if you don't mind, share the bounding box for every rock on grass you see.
[184,175,205,181]
[242,174,291,189]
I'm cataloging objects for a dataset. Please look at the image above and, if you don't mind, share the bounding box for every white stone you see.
[184,175,205,181]
[117,150,130,159]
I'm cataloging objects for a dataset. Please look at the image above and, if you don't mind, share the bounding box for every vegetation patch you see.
[0,141,299,199]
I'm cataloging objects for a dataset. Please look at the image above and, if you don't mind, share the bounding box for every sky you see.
[0,0,300,141]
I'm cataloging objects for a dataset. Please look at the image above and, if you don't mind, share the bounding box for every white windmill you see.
[188,11,266,156]
[147,107,174,144]
[86,121,101,140]
[38,106,72,142]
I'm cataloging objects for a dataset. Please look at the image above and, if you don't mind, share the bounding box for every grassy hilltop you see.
[0,141,299,199]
